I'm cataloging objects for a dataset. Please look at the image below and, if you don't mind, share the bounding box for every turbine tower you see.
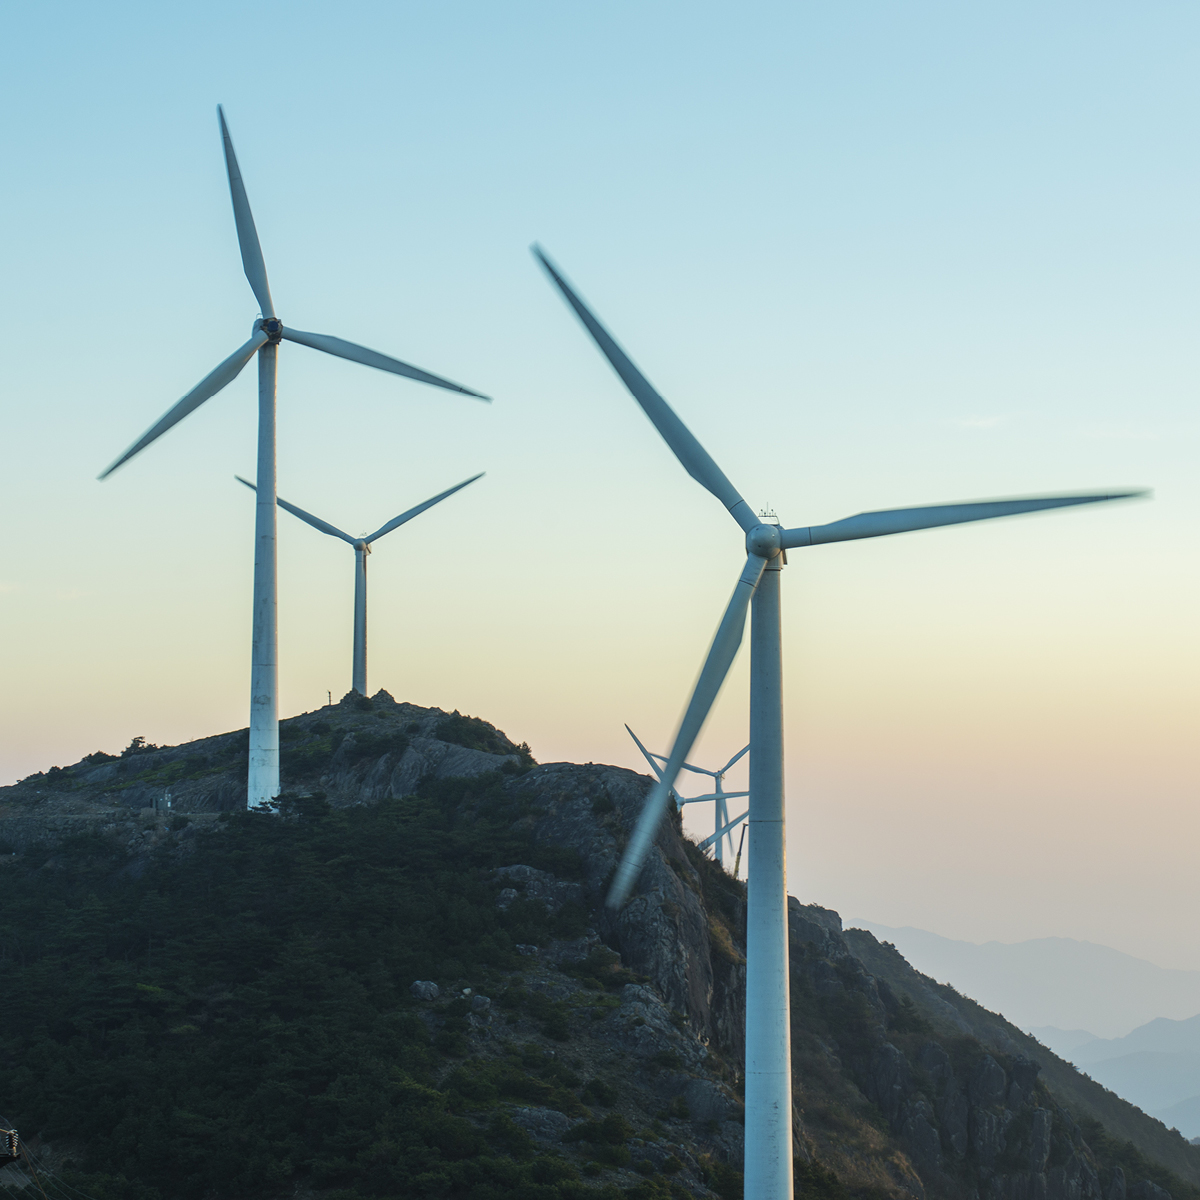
[237,472,482,696]
[626,725,748,865]
[535,245,1144,1200]
[99,107,488,807]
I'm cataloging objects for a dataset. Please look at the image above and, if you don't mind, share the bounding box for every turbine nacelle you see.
[256,316,284,343]
[745,523,783,560]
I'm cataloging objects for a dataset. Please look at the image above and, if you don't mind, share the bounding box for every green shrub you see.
[435,712,533,765]
[581,1079,619,1107]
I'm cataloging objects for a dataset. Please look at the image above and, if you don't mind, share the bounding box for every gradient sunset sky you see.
[1,2,1195,969]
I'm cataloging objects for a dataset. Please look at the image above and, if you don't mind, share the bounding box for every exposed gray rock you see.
[971,1107,1011,1165]
[492,864,583,914]
[654,1073,739,1124]
[971,1055,1010,1108]
[409,980,439,1001]
[1047,1150,1103,1200]
[991,1172,1050,1200]
[508,1106,571,1143]
[937,1080,970,1158]
[545,933,602,965]
[901,1096,943,1173]
[517,762,719,1038]
[869,1042,915,1124]
[917,1040,954,1086]
[1128,1183,1172,1200]
[1030,1108,1053,1173]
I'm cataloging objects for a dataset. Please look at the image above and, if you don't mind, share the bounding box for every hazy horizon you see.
[850,919,1200,1037]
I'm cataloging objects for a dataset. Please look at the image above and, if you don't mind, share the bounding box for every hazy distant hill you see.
[1036,1016,1200,1139]
[851,920,1200,1038]
[1076,1053,1200,1117]
[1033,1028,1108,1057]
[1157,1098,1200,1142]
[1073,1017,1200,1065]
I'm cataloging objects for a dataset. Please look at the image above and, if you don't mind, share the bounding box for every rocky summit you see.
[0,697,1197,1200]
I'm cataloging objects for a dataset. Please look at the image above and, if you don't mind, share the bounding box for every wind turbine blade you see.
[217,106,274,318]
[607,553,766,909]
[719,744,750,775]
[533,246,756,532]
[364,473,484,544]
[99,331,267,479]
[677,790,749,805]
[235,476,356,543]
[781,491,1149,549]
[280,328,490,399]
[624,725,666,780]
[698,810,748,853]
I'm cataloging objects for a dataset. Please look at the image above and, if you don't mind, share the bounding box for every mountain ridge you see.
[0,698,1196,1200]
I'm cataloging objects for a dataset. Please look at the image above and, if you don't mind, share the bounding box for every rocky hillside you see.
[1,689,531,833]
[0,695,1196,1200]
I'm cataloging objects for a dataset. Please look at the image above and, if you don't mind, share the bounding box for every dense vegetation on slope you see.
[0,777,661,1200]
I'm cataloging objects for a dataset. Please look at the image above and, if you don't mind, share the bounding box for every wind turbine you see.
[625,725,749,866]
[237,472,482,696]
[98,106,488,807]
[535,245,1144,1200]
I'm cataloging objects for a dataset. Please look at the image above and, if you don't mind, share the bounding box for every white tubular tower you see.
[746,556,792,1197]
[249,339,280,805]
[352,541,369,695]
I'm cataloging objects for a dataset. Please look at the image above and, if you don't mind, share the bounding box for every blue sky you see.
[1,1,1196,966]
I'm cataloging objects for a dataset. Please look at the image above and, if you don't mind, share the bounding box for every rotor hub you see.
[257,317,284,344]
[745,523,782,559]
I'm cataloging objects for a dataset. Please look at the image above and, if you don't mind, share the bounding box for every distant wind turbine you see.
[625,725,748,866]
[98,106,488,807]
[535,244,1145,1200]
[237,473,482,696]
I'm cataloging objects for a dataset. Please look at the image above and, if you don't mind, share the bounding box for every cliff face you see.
[785,907,1191,1200]
[0,703,1196,1200]
[843,930,1200,1191]
[512,758,1200,1200]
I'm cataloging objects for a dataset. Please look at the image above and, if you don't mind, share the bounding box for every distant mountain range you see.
[1033,1015,1200,1138]
[1070,1014,1200,1064]
[849,920,1200,1038]
[850,920,1200,1138]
